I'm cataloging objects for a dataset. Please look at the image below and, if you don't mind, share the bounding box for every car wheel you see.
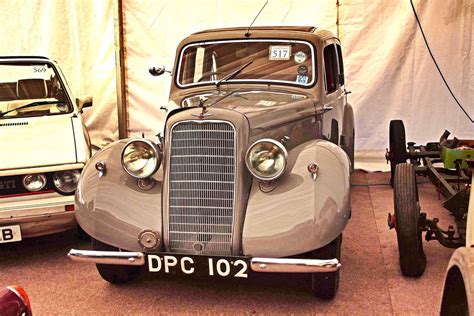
[394,163,426,277]
[310,234,342,299]
[347,128,355,172]
[75,225,90,241]
[91,238,142,284]
[389,120,407,186]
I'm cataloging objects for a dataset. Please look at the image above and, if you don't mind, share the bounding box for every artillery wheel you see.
[310,234,342,299]
[92,238,142,284]
[394,163,426,277]
[389,120,407,186]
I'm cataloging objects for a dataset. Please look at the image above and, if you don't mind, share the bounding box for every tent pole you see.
[113,0,128,139]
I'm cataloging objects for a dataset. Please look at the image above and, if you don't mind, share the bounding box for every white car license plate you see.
[0,225,22,243]
[147,254,249,278]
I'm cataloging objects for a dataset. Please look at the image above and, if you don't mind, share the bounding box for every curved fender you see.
[242,139,351,257]
[75,139,163,252]
[441,247,474,312]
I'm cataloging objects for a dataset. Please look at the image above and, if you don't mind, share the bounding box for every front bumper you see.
[0,194,76,238]
[67,249,341,273]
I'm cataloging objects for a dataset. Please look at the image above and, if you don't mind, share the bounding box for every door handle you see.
[322,105,333,113]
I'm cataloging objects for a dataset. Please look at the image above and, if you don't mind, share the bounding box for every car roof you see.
[0,56,51,60]
[193,26,317,35]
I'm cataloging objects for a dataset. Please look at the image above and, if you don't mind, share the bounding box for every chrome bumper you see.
[68,249,340,273]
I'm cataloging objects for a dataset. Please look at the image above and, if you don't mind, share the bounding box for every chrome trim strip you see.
[176,39,316,88]
[250,257,341,273]
[68,249,145,266]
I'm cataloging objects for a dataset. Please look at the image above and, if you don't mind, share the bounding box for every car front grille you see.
[168,120,236,255]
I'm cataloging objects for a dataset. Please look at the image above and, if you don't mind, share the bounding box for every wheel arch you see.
[440,247,474,314]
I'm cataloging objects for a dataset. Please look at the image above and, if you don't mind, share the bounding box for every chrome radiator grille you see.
[168,121,236,255]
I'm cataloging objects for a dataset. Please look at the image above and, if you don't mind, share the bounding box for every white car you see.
[0,56,92,243]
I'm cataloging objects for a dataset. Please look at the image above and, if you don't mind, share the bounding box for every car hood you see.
[0,115,77,170]
[179,89,317,133]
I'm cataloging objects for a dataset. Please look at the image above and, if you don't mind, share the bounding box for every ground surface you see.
[0,171,455,314]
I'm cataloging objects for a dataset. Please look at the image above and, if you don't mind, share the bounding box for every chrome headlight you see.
[245,139,288,181]
[121,139,161,179]
[22,174,47,192]
[53,170,81,194]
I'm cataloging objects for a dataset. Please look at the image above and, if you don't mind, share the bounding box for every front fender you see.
[242,139,351,257]
[75,139,163,252]
[441,247,474,313]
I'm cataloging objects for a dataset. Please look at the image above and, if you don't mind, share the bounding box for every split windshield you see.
[0,63,72,119]
[177,39,316,88]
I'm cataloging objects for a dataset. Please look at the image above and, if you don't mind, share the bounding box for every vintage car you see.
[0,285,32,316]
[68,26,354,299]
[0,56,92,243]
[440,175,474,314]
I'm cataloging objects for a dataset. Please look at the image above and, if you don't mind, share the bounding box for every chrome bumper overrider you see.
[68,249,146,266]
[68,249,340,273]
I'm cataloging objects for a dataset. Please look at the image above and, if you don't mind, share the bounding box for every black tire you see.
[389,120,407,186]
[394,163,426,277]
[75,225,90,241]
[92,238,142,284]
[310,234,342,299]
[347,129,355,172]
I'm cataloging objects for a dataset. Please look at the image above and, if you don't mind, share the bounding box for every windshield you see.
[0,62,72,119]
[177,39,316,88]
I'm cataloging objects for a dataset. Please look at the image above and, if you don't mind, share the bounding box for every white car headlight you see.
[121,139,161,179]
[245,139,288,181]
[22,174,47,192]
[53,170,81,194]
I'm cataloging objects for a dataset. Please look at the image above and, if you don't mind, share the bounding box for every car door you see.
[321,40,345,145]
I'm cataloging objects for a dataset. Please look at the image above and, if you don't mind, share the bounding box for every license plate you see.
[147,253,250,278]
[0,225,22,243]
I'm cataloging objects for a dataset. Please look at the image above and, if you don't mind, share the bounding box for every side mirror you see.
[149,65,171,77]
[76,96,93,111]
[338,74,345,86]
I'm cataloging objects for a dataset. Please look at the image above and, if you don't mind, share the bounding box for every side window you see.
[323,44,338,94]
[336,44,344,85]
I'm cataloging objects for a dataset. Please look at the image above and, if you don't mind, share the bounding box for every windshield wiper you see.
[216,60,253,87]
[0,101,66,117]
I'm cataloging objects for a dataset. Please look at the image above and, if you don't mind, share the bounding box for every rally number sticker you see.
[148,254,249,278]
[269,45,291,60]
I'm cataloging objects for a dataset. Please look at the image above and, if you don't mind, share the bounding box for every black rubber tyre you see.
[310,234,342,299]
[394,163,426,277]
[347,129,355,172]
[92,238,142,284]
[75,225,90,241]
[389,120,407,186]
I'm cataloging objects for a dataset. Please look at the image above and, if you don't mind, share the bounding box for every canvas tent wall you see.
[1,0,472,170]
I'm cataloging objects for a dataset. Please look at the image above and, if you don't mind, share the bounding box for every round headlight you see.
[53,170,81,194]
[23,174,47,192]
[121,139,161,179]
[245,139,288,181]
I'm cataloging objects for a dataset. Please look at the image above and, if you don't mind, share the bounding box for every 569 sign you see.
[147,254,249,278]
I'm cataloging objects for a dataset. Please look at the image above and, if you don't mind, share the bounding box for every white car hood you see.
[0,115,77,170]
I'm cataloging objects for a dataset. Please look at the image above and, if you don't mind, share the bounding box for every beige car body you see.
[75,26,353,258]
